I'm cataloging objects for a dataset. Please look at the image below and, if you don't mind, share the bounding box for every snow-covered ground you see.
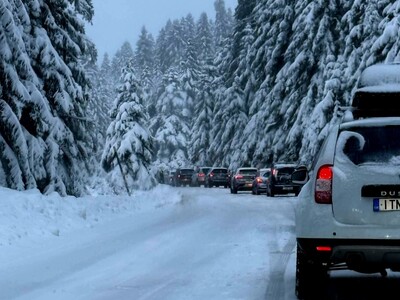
[1,184,398,300]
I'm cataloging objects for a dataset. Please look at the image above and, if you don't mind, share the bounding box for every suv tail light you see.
[256,177,263,183]
[209,172,214,177]
[235,174,243,180]
[315,165,333,204]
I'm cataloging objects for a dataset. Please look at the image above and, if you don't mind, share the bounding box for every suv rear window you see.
[212,168,227,174]
[239,169,257,175]
[339,125,400,165]
[275,167,295,175]
[180,169,194,174]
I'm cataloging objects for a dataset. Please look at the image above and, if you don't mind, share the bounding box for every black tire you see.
[232,185,238,194]
[266,185,272,197]
[269,186,275,197]
[295,245,328,300]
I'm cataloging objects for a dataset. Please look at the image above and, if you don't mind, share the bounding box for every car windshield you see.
[338,125,400,165]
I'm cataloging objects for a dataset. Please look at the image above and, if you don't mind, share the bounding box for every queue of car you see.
[165,163,304,197]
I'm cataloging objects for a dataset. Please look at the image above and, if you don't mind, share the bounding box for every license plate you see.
[373,198,400,211]
[283,186,293,191]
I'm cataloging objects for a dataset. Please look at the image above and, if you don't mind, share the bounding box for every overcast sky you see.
[86,0,238,62]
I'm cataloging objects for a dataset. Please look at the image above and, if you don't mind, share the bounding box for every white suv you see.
[294,63,400,299]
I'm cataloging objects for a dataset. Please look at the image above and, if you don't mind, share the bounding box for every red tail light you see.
[272,168,278,176]
[256,177,263,183]
[198,173,205,177]
[235,174,243,180]
[316,246,332,252]
[209,172,214,177]
[315,165,333,204]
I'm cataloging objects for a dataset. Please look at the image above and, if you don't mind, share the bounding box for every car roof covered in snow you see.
[357,63,400,92]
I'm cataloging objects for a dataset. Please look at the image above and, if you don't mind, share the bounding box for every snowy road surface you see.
[1,186,400,300]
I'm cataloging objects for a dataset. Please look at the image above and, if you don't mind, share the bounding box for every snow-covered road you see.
[0,187,298,300]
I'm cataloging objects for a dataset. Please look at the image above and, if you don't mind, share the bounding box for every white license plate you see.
[373,198,400,211]
[283,186,293,191]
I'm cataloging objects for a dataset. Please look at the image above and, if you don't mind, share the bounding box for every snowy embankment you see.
[0,184,181,248]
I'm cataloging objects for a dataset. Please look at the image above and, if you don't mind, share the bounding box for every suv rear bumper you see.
[297,238,400,272]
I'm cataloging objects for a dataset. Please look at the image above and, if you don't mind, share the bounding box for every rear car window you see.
[240,169,257,175]
[212,169,227,174]
[275,167,295,175]
[338,125,400,165]
[180,169,194,174]
[261,171,271,177]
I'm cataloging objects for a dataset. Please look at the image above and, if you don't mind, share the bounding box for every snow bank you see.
[0,184,181,247]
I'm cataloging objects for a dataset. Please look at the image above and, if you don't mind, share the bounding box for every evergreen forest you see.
[1,0,400,196]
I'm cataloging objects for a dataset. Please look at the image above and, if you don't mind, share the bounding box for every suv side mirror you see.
[292,167,309,184]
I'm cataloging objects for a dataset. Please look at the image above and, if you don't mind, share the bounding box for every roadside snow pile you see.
[0,184,181,247]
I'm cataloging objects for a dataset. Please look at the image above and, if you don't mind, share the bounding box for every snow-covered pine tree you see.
[111,41,135,86]
[85,53,114,162]
[209,76,247,170]
[0,0,95,196]
[152,68,191,170]
[28,0,96,196]
[0,0,37,191]
[214,0,234,54]
[196,12,215,66]
[97,53,115,141]
[189,12,215,166]
[101,61,156,193]
[226,0,256,85]
[134,26,155,82]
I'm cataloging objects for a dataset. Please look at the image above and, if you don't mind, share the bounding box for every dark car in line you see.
[230,167,258,194]
[266,163,302,197]
[174,168,195,187]
[205,167,230,188]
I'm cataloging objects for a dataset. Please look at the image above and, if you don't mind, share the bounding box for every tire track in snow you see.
[264,224,296,300]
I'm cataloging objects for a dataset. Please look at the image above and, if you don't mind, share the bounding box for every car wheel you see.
[232,185,238,194]
[252,188,256,195]
[269,186,275,197]
[295,245,328,300]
